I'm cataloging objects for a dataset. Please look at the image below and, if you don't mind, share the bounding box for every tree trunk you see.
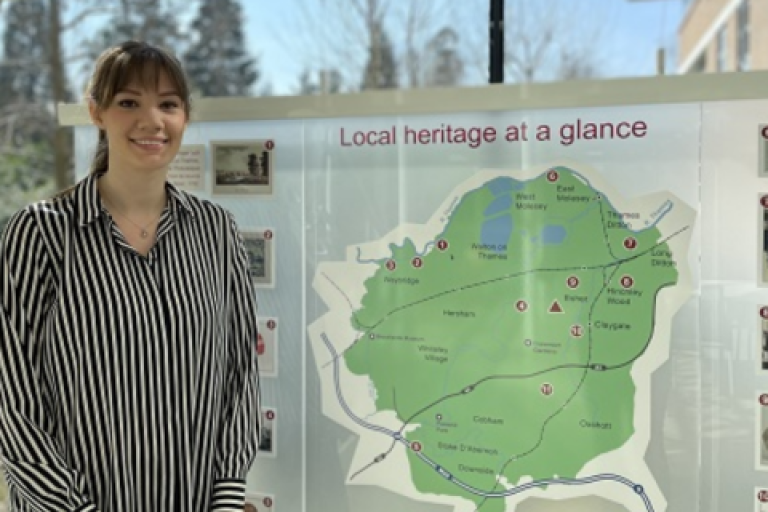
[48,0,73,189]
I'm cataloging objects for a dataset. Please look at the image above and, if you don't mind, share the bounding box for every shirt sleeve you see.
[0,208,98,511]
[211,213,262,511]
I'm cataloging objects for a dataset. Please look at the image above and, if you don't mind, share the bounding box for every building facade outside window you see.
[716,25,727,72]
[691,52,707,73]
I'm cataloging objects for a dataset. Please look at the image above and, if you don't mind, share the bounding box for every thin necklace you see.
[103,199,162,238]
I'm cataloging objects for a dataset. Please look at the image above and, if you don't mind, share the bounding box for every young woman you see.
[0,41,261,511]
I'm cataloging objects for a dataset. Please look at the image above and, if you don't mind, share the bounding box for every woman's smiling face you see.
[90,70,187,175]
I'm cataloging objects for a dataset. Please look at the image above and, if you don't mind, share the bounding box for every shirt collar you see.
[165,180,195,218]
[74,172,196,227]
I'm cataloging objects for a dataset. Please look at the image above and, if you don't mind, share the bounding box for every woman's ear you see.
[88,99,104,129]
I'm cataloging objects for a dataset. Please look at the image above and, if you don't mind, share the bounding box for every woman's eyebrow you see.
[116,88,181,97]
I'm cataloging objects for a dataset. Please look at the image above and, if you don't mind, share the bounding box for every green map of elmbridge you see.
[310,164,694,512]
[342,167,680,511]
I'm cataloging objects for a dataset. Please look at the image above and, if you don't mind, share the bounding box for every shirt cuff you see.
[211,479,246,511]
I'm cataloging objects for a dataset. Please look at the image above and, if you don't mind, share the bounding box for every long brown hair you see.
[57,41,191,197]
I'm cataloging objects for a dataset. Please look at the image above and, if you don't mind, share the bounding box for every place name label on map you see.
[471,243,509,261]
[435,420,457,433]
[651,247,676,268]
[593,320,631,331]
[384,276,420,285]
[605,287,642,306]
[555,184,592,203]
[533,341,562,354]
[514,192,547,211]
[606,210,641,229]
[443,309,477,319]
[580,419,613,430]
[457,465,495,475]
[376,334,425,342]
[419,344,449,364]
[438,442,500,456]
[565,294,589,303]
[474,415,504,425]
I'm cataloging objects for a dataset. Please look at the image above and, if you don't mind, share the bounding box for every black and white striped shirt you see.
[0,173,261,511]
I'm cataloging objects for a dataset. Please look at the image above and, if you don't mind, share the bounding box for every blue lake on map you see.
[484,194,513,217]
[485,177,524,197]
[480,215,512,251]
[538,225,568,245]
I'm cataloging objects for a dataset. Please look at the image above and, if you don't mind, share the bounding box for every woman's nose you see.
[138,106,163,130]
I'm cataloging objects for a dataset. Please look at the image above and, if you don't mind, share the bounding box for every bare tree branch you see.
[0,59,48,68]
[398,0,455,87]
[0,104,55,148]
[278,0,461,91]
[64,50,98,63]
[403,3,419,87]
[0,145,50,158]
[61,6,116,31]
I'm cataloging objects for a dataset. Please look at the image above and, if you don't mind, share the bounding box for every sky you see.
[0,0,689,96]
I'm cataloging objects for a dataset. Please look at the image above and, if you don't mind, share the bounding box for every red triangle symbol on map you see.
[549,301,564,314]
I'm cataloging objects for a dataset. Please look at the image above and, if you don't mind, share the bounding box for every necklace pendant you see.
[141,229,148,238]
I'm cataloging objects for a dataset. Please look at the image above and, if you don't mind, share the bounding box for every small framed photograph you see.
[756,393,768,470]
[211,139,274,196]
[258,408,276,458]
[759,124,768,177]
[245,492,275,512]
[241,229,275,288]
[760,307,768,373]
[757,487,768,511]
[257,317,278,378]
[167,144,206,192]
[759,195,768,286]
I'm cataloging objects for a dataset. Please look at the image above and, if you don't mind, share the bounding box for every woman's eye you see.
[117,99,138,108]
[161,101,180,110]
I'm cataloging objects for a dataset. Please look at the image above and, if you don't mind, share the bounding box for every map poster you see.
[305,105,700,512]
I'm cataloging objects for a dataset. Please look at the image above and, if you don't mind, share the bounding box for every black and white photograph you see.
[211,139,274,196]
[258,408,276,458]
[257,317,278,377]
[241,229,275,288]
[759,307,768,373]
[760,124,768,178]
[244,492,275,512]
[759,195,768,286]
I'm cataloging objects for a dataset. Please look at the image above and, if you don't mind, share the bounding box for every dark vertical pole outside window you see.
[737,0,750,71]
[489,0,504,83]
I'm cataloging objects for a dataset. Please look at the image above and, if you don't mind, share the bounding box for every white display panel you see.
[67,84,768,512]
